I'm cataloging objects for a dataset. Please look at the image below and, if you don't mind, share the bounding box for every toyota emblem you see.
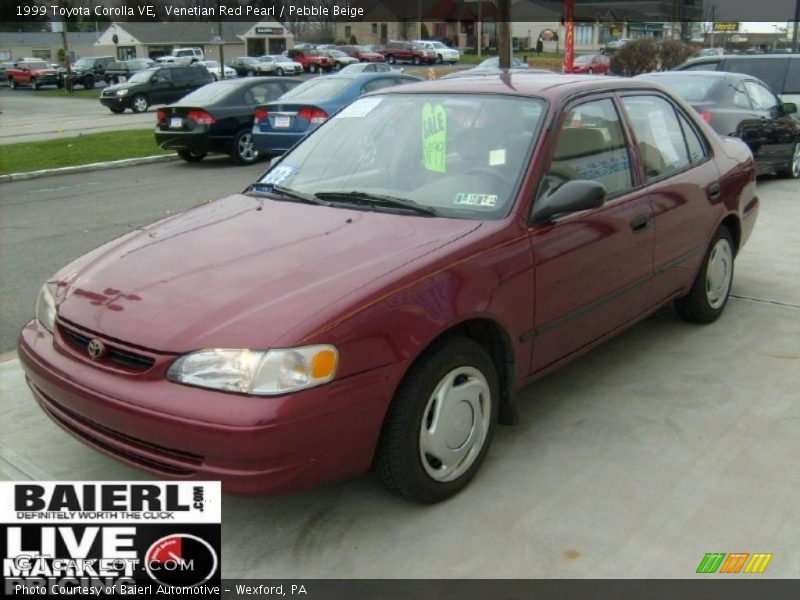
[87,339,106,359]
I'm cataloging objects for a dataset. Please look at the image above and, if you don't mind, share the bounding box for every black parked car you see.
[638,71,799,178]
[100,65,213,113]
[69,56,115,89]
[226,56,263,77]
[154,76,301,164]
[103,59,156,84]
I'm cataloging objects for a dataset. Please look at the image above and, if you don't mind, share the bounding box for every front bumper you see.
[18,319,404,495]
[100,95,130,109]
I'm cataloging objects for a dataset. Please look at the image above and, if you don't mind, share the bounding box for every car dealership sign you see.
[0,482,220,597]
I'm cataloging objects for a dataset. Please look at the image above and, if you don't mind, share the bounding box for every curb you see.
[0,153,179,183]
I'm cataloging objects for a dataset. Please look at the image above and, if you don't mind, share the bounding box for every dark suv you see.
[69,56,114,89]
[381,41,436,65]
[100,65,213,113]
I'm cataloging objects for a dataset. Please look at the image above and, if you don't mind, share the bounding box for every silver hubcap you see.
[706,238,733,309]
[792,143,800,177]
[134,97,147,111]
[238,132,256,161]
[419,366,491,482]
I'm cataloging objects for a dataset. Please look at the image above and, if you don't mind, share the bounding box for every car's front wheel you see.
[31,78,39,90]
[8,78,16,89]
[777,142,800,179]
[309,64,318,73]
[130,93,149,113]
[232,129,258,164]
[675,225,734,323]
[374,337,498,503]
[413,56,421,65]
[177,149,207,162]
[83,76,95,89]
[276,67,284,76]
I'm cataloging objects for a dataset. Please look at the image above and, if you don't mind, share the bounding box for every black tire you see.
[588,68,594,74]
[247,70,255,77]
[413,56,421,65]
[130,93,149,113]
[276,67,284,76]
[212,73,218,81]
[309,64,318,73]
[388,55,396,64]
[109,106,125,114]
[333,62,341,71]
[437,54,443,64]
[31,78,39,90]
[373,337,499,504]
[231,129,258,165]
[675,226,735,324]
[178,149,207,162]
[777,142,800,179]
[83,75,95,89]
[8,78,16,89]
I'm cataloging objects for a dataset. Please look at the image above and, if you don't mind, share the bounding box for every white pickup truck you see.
[156,48,204,65]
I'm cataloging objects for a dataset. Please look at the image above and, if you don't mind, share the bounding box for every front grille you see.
[32,382,202,475]
[60,325,156,371]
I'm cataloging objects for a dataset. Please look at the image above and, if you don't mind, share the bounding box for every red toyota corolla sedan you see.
[19,74,758,503]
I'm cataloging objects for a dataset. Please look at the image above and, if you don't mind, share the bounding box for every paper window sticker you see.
[489,148,506,166]
[260,164,296,186]
[335,97,383,118]
[422,103,447,173]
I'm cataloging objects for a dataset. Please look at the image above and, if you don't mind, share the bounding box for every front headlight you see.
[36,283,57,333]
[166,345,338,395]
[116,89,128,96]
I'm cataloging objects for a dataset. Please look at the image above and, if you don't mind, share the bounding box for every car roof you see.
[327,71,418,81]
[683,53,800,64]
[379,72,665,101]
[642,70,750,81]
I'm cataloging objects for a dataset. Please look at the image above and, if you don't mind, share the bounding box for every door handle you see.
[629,214,651,233]
[707,182,721,200]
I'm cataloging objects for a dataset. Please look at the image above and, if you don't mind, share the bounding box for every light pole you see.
[793,0,800,53]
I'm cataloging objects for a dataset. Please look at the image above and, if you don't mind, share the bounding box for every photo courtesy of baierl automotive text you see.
[1,0,799,597]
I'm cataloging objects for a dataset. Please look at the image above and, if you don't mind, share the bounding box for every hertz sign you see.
[712,23,739,32]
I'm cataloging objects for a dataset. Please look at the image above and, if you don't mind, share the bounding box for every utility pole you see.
[216,0,225,76]
[56,6,72,94]
[793,0,800,53]
[497,0,510,68]
[563,0,574,73]
[709,5,716,49]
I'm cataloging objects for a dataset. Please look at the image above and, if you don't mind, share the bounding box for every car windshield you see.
[203,60,219,68]
[278,78,351,102]
[128,68,157,83]
[327,50,347,57]
[273,55,292,63]
[574,55,594,64]
[73,58,94,68]
[643,74,719,102]
[256,94,545,220]
[22,61,48,69]
[241,57,258,64]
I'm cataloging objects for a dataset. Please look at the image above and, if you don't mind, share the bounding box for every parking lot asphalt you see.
[0,87,158,144]
[0,163,798,577]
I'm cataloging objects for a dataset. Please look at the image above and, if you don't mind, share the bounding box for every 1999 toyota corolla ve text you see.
[19,74,758,503]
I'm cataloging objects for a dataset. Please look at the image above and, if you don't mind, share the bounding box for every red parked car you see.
[382,41,437,65]
[286,48,333,73]
[20,74,758,503]
[338,45,386,63]
[6,60,62,89]
[567,54,610,74]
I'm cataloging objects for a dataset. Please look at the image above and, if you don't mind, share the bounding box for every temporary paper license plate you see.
[170,117,183,129]
[273,116,291,128]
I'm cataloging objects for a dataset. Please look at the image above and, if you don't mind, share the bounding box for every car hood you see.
[54,194,481,352]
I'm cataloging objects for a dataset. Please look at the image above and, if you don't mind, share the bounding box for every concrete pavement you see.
[0,175,798,578]
[0,88,156,144]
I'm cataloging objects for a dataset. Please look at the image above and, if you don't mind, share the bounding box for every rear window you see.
[644,74,719,102]
[680,60,720,71]
[279,78,351,102]
[178,81,238,104]
[723,58,789,93]
[784,57,800,94]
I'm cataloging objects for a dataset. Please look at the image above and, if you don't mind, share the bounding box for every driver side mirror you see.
[532,180,606,224]
[781,102,797,115]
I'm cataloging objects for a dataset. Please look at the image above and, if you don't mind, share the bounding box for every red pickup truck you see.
[286,49,333,73]
[6,60,62,90]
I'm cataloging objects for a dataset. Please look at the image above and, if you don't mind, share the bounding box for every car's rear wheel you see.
[777,142,800,179]
[276,67,284,76]
[212,73,218,81]
[675,226,734,324]
[232,129,258,165]
[388,55,396,64]
[178,149,207,162]
[31,78,39,90]
[83,75,95,89]
[131,93,149,113]
[309,64,318,73]
[373,337,498,503]
[437,55,443,64]
[413,56,421,65]
[588,68,594,74]
[247,70,255,77]
[8,78,16,89]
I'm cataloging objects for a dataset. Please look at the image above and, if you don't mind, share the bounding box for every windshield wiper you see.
[315,190,438,217]
[246,184,329,206]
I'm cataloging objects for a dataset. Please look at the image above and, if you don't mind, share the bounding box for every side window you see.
[621,95,691,180]
[731,84,751,109]
[743,81,779,112]
[543,98,632,198]
[245,82,285,105]
[157,69,172,82]
[361,78,397,94]
[171,69,190,83]
[682,62,719,71]
[725,58,788,93]
[785,58,800,94]
[677,111,708,164]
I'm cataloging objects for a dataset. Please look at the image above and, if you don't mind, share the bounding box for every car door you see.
[149,68,176,104]
[743,79,797,169]
[528,96,654,374]
[618,93,719,308]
